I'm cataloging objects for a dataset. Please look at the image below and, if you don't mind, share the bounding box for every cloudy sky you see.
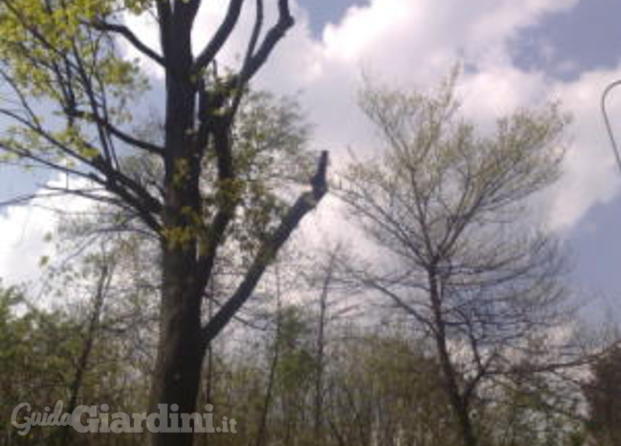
[2,0,621,320]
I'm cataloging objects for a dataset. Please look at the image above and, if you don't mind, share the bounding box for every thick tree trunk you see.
[150,25,206,444]
[151,168,205,446]
[149,269,206,446]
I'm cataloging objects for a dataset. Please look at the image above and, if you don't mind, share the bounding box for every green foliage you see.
[223,91,314,258]
[0,0,148,166]
[0,284,78,441]
[0,276,150,444]
[0,0,143,94]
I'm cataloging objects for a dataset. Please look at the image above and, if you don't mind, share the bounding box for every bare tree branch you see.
[192,0,245,75]
[202,150,328,344]
[91,20,165,67]
[241,0,293,83]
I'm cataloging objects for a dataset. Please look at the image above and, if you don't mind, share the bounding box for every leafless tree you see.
[339,72,572,446]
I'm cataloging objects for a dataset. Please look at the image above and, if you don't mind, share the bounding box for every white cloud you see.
[245,0,617,232]
[240,0,578,153]
[547,68,621,230]
[0,176,93,287]
[5,0,617,285]
[0,204,52,285]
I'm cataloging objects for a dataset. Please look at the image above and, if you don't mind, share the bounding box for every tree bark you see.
[149,13,206,443]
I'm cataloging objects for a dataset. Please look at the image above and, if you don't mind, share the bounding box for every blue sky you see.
[505,0,621,315]
[301,0,370,37]
[1,0,621,321]
[511,0,621,80]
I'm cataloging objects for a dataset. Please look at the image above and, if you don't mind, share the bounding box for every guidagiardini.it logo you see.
[11,401,238,436]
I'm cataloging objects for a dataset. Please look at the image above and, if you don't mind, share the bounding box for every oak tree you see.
[339,74,570,446]
[0,1,328,444]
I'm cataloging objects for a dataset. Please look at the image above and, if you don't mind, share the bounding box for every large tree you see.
[0,1,327,444]
[339,74,571,446]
